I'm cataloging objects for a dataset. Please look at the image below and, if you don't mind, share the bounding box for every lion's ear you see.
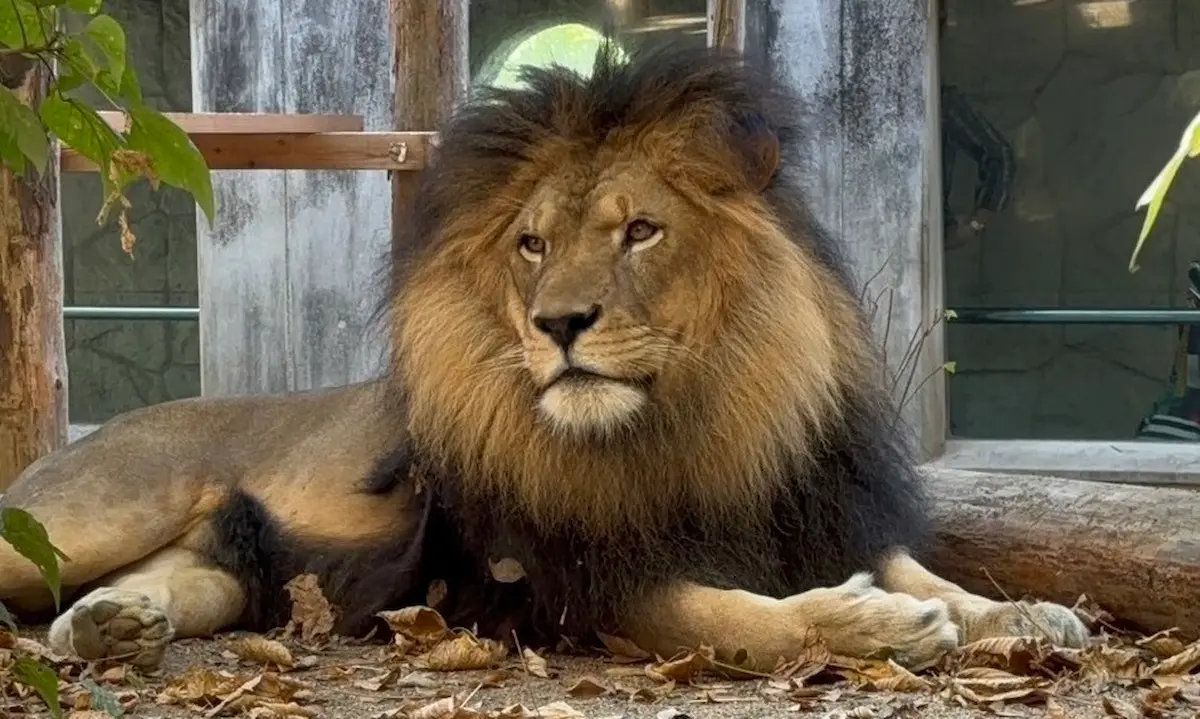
[731,112,781,192]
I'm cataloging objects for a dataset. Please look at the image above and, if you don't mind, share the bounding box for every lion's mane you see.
[207,41,930,646]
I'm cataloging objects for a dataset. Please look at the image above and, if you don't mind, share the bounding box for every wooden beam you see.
[0,60,68,491]
[922,466,1200,640]
[94,111,363,134]
[707,0,746,51]
[390,0,469,262]
[60,131,435,172]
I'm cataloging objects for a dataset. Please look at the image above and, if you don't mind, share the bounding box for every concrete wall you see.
[941,0,1200,439]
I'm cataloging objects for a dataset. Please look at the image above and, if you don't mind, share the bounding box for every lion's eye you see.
[518,233,546,261]
[623,219,661,249]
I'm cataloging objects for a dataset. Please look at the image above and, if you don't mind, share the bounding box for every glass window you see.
[61,0,200,424]
[470,0,708,88]
[939,0,1200,441]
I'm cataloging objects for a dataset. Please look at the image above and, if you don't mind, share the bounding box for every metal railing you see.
[59,305,1200,325]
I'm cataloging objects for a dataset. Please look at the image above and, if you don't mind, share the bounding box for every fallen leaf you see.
[282,574,336,643]
[227,636,295,669]
[596,633,651,662]
[1153,640,1200,676]
[427,579,449,608]
[521,647,552,678]
[1102,695,1141,718]
[566,677,611,698]
[414,633,507,671]
[951,668,1048,705]
[488,557,526,583]
[952,635,1049,675]
[378,606,450,645]
[247,703,319,718]
[407,695,482,719]
[535,701,585,719]
[837,659,931,693]
[646,647,714,683]
[480,669,514,687]
[654,709,691,719]
[1137,630,1188,660]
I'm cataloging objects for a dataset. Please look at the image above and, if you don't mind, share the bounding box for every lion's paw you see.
[965,599,1090,649]
[794,573,960,671]
[48,588,175,668]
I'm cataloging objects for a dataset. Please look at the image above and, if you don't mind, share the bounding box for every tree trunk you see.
[921,466,1200,640]
[389,0,469,263]
[0,59,67,491]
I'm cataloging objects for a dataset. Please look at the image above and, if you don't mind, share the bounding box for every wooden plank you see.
[94,111,364,134]
[60,131,435,172]
[0,59,68,490]
[707,0,746,51]
[922,466,1200,639]
[390,0,469,263]
[280,0,397,392]
[192,0,292,397]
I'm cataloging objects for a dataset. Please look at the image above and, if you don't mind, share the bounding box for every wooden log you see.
[707,0,746,51]
[390,0,469,262]
[921,466,1200,639]
[0,59,68,491]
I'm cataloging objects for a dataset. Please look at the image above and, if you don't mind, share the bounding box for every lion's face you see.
[502,160,709,436]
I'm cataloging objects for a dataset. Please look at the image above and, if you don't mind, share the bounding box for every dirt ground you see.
[4,590,1200,719]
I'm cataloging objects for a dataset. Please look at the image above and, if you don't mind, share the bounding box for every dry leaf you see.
[1077,645,1149,684]
[521,647,552,678]
[596,633,651,662]
[414,633,508,671]
[1137,630,1188,660]
[492,705,536,719]
[1153,640,1200,676]
[353,668,402,692]
[408,695,483,719]
[951,668,1048,705]
[1102,695,1141,718]
[654,709,691,719]
[488,557,527,583]
[247,703,319,718]
[283,574,336,642]
[378,606,450,645]
[534,701,585,719]
[566,677,611,698]
[953,635,1049,675]
[427,579,449,608]
[837,659,931,693]
[646,647,714,683]
[227,636,295,669]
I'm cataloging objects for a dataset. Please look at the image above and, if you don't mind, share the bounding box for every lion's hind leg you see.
[48,546,246,668]
[878,548,1090,649]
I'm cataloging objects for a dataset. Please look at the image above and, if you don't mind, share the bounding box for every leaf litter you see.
[5,582,1200,718]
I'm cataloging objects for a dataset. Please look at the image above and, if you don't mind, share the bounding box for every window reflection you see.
[940,0,1200,441]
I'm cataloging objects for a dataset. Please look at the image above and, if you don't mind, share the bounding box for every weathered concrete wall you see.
[942,0,1200,440]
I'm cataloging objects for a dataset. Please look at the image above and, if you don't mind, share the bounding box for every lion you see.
[0,42,1089,673]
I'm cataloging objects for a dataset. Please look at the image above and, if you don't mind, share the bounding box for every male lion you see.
[0,43,1088,671]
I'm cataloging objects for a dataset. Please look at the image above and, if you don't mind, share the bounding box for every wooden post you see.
[707,0,746,52]
[0,59,67,491]
[390,0,470,263]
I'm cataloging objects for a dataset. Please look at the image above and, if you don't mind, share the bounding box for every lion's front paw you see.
[48,588,175,668]
[965,599,1090,649]
[792,573,961,670]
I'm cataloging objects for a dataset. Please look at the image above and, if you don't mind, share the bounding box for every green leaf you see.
[0,0,51,49]
[0,85,50,174]
[1131,110,1200,272]
[67,0,102,13]
[12,657,63,718]
[0,599,16,632]
[116,56,141,103]
[0,507,69,611]
[39,93,123,168]
[81,678,124,717]
[82,14,126,92]
[126,103,215,222]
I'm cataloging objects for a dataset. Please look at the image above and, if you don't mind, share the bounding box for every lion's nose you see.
[532,305,601,350]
